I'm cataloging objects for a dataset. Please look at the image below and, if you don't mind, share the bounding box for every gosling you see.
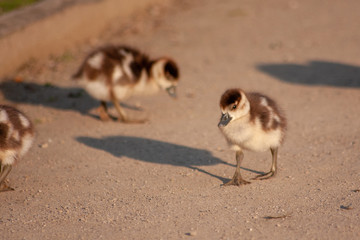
[73,45,180,123]
[218,88,287,186]
[0,105,34,192]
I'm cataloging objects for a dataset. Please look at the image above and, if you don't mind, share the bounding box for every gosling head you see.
[150,58,180,98]
[218,88,250,128]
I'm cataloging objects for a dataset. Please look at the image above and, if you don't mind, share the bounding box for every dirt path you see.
[1,0,360,239]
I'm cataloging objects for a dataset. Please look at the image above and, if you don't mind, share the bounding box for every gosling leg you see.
[110,93,147,124]
[253,147,278,180]
[98,101,111,121]
[0,164,14,192]
[223,150,251,186]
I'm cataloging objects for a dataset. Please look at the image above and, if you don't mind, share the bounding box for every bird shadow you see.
[76,135,247,184]
[257,60,360,87]
[0,80,142,119]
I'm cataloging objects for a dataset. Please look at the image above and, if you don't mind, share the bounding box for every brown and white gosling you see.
[218,88,287,186]
[73,45,180,123]
[0,105,34,192]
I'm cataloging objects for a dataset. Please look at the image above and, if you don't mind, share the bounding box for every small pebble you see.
[188,231,197,236]
[39,143,48,148]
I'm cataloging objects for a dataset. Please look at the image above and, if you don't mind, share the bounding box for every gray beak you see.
[166,86,177,98]
[218,112,232,127]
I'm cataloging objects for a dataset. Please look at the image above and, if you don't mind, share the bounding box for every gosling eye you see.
[232,104,237,110]
[165,73,173,80]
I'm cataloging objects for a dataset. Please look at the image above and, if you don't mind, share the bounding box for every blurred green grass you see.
[0,0,41,14]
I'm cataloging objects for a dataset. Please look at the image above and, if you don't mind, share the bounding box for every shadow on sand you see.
[0,80,96,113]
[0,80,141,118]
[76,135,252,184]
[257,60,360,87]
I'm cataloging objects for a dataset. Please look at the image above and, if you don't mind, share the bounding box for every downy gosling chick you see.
[218,88,287,186]
[73,45,180,123]
[0,105,34,192]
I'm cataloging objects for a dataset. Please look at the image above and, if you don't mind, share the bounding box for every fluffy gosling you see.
[0,105,34,192]
[218,88,287,186]
[73,45,180,123]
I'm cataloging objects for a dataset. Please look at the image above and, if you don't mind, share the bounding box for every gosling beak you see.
[218,112,232,127]
[166,86,177,98]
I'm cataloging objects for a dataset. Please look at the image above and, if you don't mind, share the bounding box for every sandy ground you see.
[1,0,360,239]
[0,0,168,77]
